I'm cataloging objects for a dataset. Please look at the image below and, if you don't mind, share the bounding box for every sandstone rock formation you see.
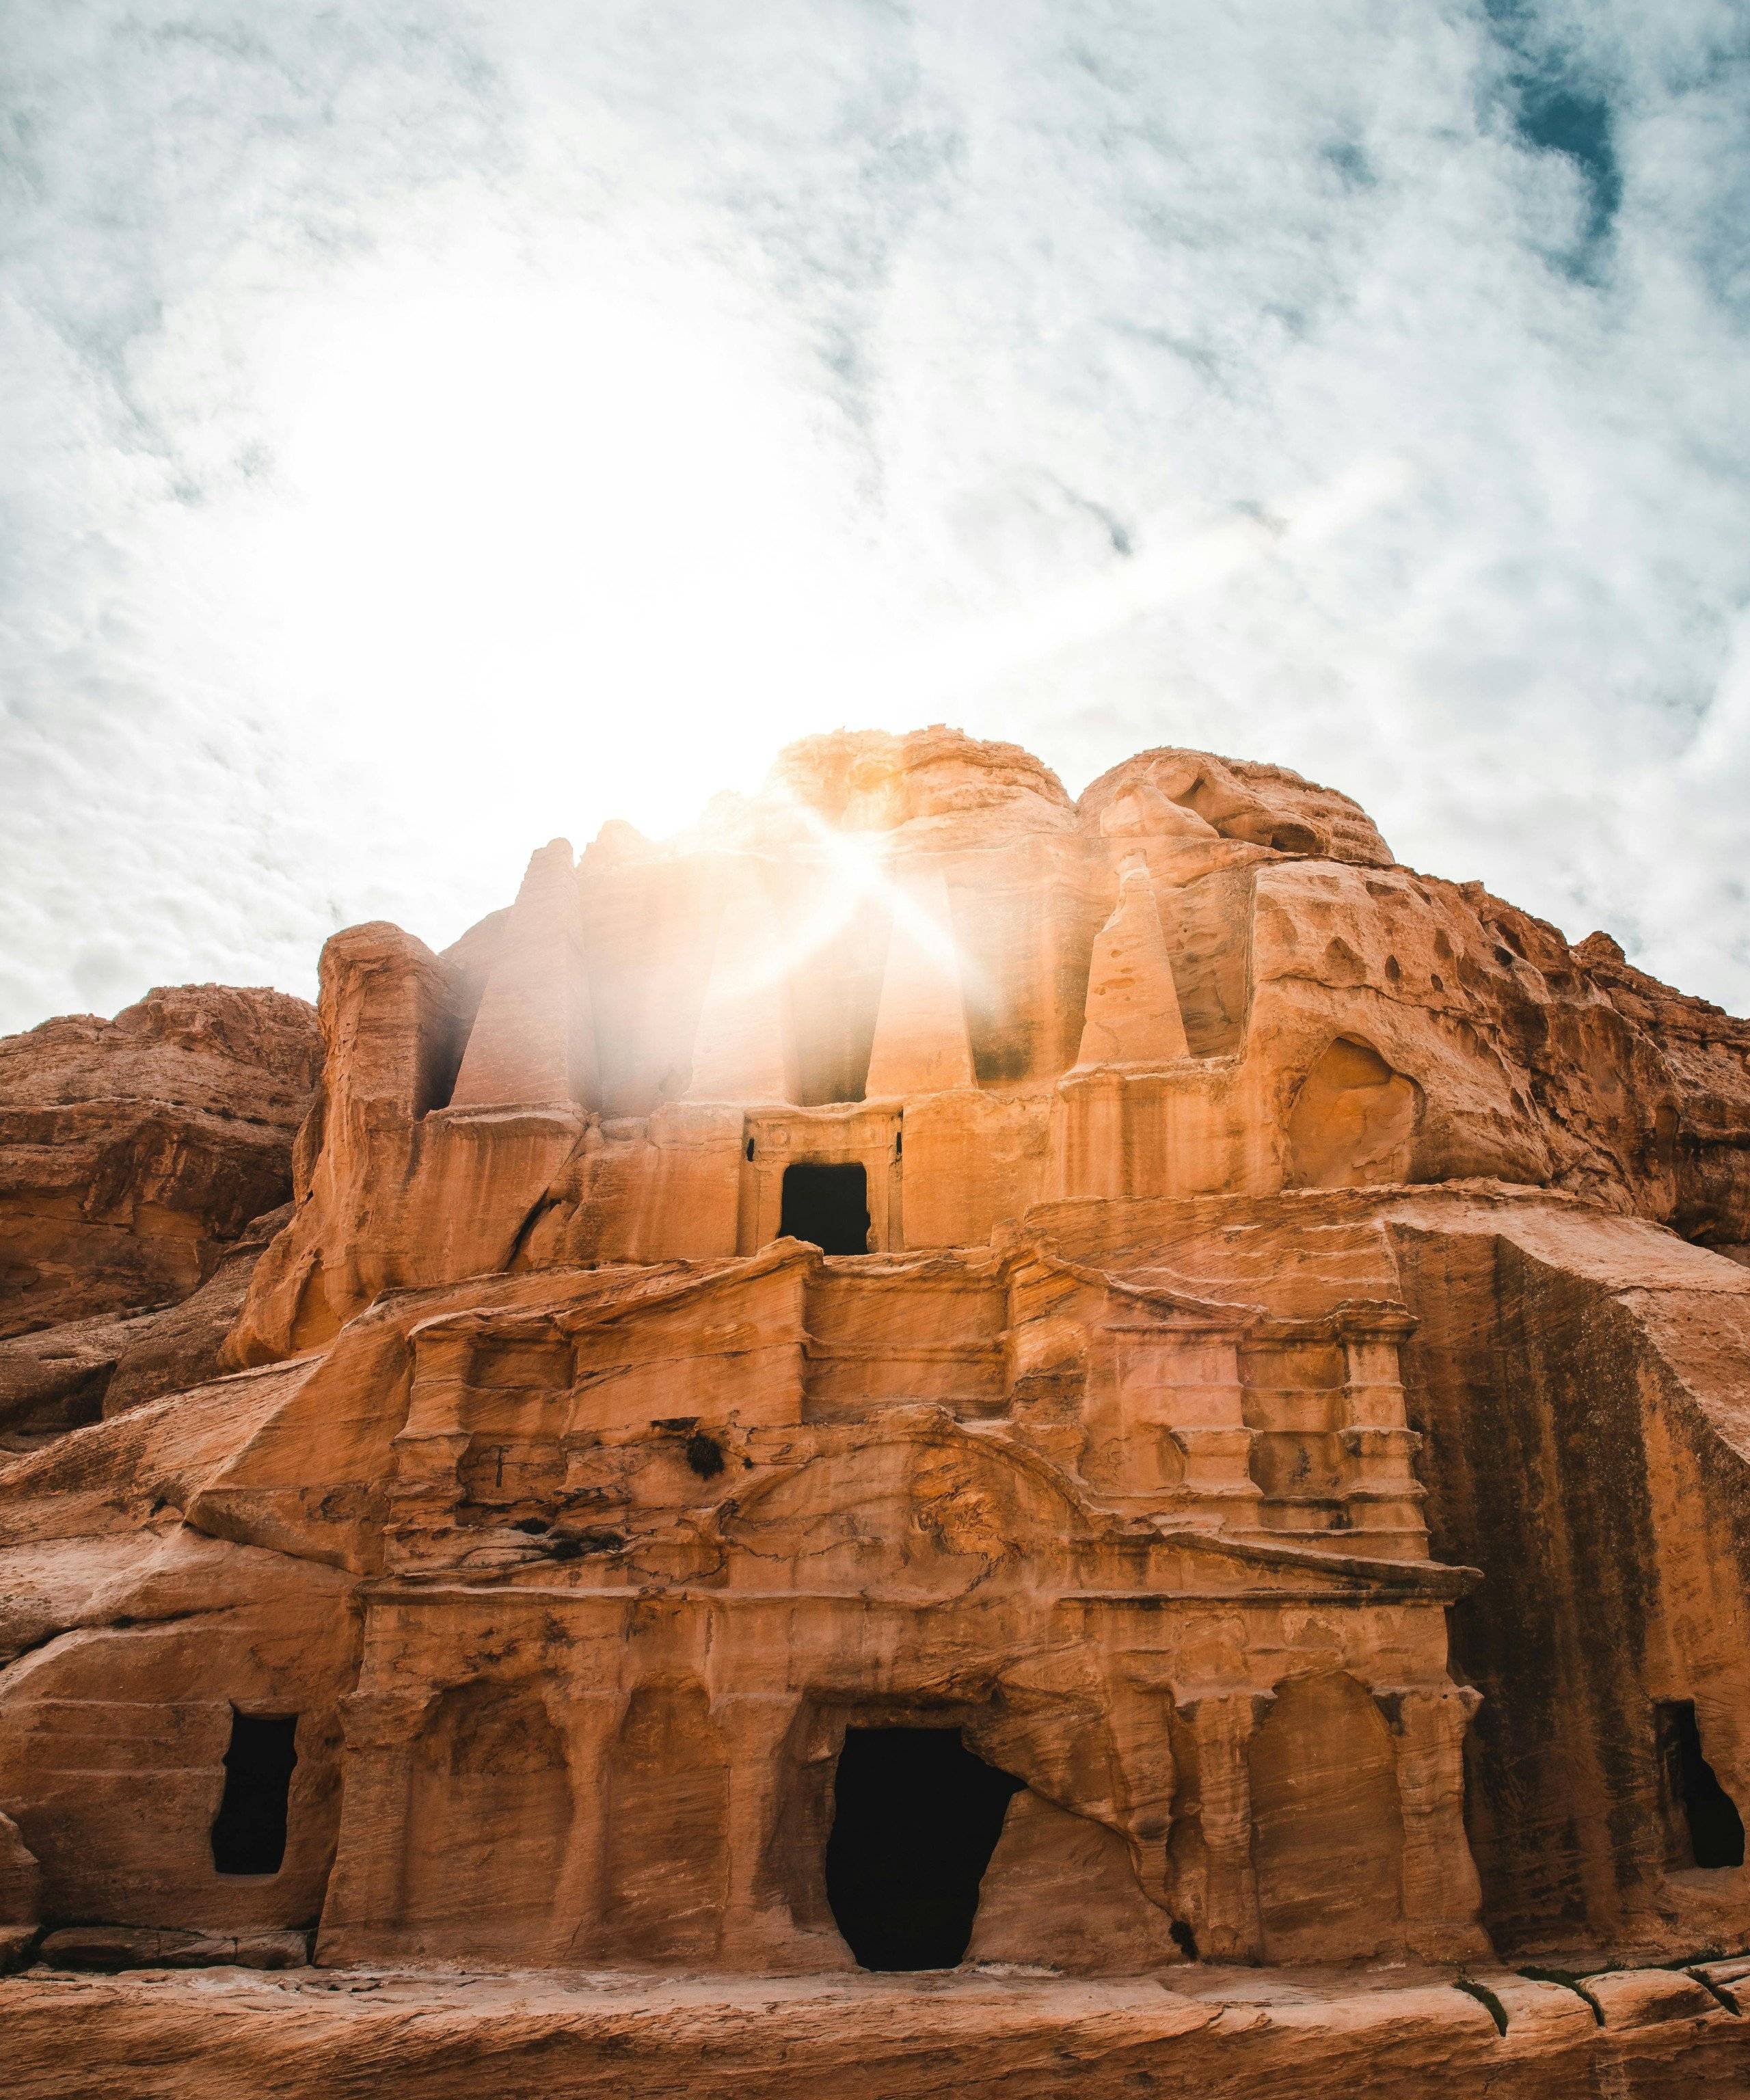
[4,727,1750,2097]
[0,988,319,1449]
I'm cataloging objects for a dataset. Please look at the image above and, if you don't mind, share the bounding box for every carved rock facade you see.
[4,730,1750,2052]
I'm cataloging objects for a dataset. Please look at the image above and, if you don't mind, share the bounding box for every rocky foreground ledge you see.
[8,1958,1750,2099]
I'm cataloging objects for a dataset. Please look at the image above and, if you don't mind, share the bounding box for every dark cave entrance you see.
[1657,1701,1746,1869]
[780,1161,870,1256]
[824,1726,1023,1970]
[210,1711,299,1876]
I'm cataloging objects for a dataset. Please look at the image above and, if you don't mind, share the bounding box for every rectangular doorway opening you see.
[780,1161,870,1256]
[1656,1699,1745,1869]
[211,1710,299,1876]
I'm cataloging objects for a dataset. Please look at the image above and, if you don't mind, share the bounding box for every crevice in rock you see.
[0,1605,230,1680]
[1453,1976,1509,2035]
[1686,1966,1743,2017]
[1658,1700,1746,1870]
[1518,1967,1604,2024]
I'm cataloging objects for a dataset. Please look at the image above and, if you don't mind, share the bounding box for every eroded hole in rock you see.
[684,1429,725,1479]
[824,1726,1023,1970]
[1284,1036,1419,1189]
[779,1162,870,1256]
[210,1711,297,1876]
[1658,1700,1746,1868]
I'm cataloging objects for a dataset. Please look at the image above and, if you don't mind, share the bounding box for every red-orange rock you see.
[0,986,321,1338]
[3,729,1750,2099]
[0,985,317,1449]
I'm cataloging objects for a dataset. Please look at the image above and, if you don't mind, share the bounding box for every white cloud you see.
[3,0,1749,1028]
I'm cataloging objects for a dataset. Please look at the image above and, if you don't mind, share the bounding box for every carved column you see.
[548,1691,626,1964]
[1336,1310,1427,1557]
[1178,1692,1265,1961]
[1382,1683,1490,1960]
[314,1686,432,1963]
[1167,1325,1265,1529]
[712,1692,811,1967]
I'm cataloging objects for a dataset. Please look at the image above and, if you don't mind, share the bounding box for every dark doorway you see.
[211,1711,299,1876]
[1657,1700,1746,1869]
[780,1161,870,1256]
[824,1726,1023,1969]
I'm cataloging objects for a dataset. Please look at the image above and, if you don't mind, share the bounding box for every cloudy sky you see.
[4,0,1749,1032]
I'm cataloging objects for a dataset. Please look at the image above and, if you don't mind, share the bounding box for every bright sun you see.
[231,238,893,842]
[162,226,1402,934]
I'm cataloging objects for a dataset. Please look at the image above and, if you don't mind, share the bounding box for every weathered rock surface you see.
[3,728,1749,2096]
[0,1204,295,1450]
[33,1924,310,1971]
[0,986,320,1341]
[9,1963,1749,2100]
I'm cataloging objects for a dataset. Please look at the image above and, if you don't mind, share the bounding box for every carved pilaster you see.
[1103,1679,1178,1909]
[549,1691,626,1964]
[712,1693,813,1967]
[315,1687,433,1961]
[1177,1691,1267,1961]
[1336,1310,1427,1555]
[1380,1683,1490,1961]
[388,1327,479,1523]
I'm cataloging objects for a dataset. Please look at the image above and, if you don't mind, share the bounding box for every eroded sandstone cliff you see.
[3,729,1749,2099]
[0,985,319,1446]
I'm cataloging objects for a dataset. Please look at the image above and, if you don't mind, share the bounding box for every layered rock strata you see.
[2,727,1749,2097]
[0,987,319,1448]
